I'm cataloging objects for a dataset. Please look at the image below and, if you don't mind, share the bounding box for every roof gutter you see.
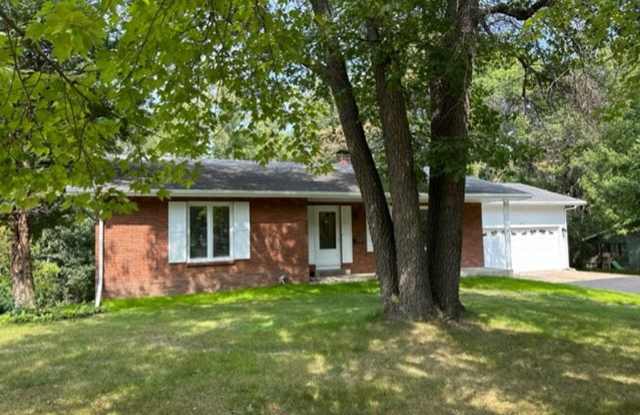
[484,200,587,206]
[105,189,530,202]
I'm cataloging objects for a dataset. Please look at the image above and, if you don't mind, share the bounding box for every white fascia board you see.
[484,200,587,206]
[128,188,366,201]
[156,190,529,203]
[464,193,531,203]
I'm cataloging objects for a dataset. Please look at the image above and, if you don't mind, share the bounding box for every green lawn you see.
[2,278,640,414]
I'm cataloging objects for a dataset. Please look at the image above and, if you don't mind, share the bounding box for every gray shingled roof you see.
[141,159,526,197]
[160,159,361,192]
[465,177,526,195]
[503,183,586,205]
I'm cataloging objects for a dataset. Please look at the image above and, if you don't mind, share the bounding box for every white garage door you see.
[483,227,567,272]
[484,230,507,269]
[511,227,564,272]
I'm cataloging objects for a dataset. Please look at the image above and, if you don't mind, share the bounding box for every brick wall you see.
[346,202,484,271]
[99,198,483,298]
[102,197,309,298]
[461,203,484,267]
[349,203,376,274]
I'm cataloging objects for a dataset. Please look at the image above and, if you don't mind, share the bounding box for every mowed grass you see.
[2,278,640,414]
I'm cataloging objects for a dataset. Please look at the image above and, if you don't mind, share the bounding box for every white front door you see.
[313,206,341,270]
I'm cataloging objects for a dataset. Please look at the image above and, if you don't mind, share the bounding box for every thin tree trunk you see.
[10,208,36,310]
[310,0,401,318]
[368,23,434,320]
[427,0,478,319]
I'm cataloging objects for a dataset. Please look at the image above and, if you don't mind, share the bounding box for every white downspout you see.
[503,199,513,274]
[95,218,104,308]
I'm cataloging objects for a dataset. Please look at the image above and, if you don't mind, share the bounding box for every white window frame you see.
[187,201,234,263]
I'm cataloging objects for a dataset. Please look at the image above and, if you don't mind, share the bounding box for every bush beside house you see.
[0,219,95,315]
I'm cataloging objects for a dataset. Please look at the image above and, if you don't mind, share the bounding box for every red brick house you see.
[95,159,528,298]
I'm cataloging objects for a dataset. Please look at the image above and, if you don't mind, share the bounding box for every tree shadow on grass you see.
[446,293,640,414]
[1,288,640,414]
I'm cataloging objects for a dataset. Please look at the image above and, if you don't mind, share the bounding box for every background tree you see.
[581,101,640,234]
[0,1,192,309]
[471,0,640,267]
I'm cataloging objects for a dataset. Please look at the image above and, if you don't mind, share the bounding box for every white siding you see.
[483,204,567,228]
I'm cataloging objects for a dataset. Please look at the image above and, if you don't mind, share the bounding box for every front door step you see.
[316,268,346,278]
[310,273,376,284]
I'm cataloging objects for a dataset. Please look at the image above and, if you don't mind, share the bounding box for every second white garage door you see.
[510,227,567,272]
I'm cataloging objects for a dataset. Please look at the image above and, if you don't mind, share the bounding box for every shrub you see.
[33,218,95,304]
[0,217,95,315]
[7,303,100,324]
[0,276,12,314]
[0,227,12,313]
[33,260,62,309]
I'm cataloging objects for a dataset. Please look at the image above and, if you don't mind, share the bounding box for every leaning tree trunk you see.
[427,0,478,319]
[368,22,434,320]
[310,0,401,319]
[10,208,36,310]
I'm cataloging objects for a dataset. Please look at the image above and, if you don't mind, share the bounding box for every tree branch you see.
[0,6,94,104]
[485,0,555,21]
[121,0,170,85]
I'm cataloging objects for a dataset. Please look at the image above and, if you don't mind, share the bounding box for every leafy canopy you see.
[1,0,638,218]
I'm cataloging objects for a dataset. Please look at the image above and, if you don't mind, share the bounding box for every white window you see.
[187,202,233,262]
[169,201,250,263]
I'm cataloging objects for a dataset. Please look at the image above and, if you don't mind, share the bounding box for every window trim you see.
[186,201,234,263]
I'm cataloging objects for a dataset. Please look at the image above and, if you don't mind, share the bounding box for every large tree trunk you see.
[310,0,401,318]
[427,0,478,319]
[368,23,434,320]
[10,208,36,310]
[426,172,466,317]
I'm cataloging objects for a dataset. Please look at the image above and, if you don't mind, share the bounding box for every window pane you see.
[189,206,208,259]
[319,211,337,249]
[213,206,230,257]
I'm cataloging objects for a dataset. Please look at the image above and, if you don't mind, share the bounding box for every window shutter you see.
[168,202,187,263]
[340,205,353,263]
[366,218,373,253]
[307,206,316,264]
[233,202,251,259]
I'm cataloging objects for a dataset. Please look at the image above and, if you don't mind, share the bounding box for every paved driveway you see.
[516,270,640,294]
